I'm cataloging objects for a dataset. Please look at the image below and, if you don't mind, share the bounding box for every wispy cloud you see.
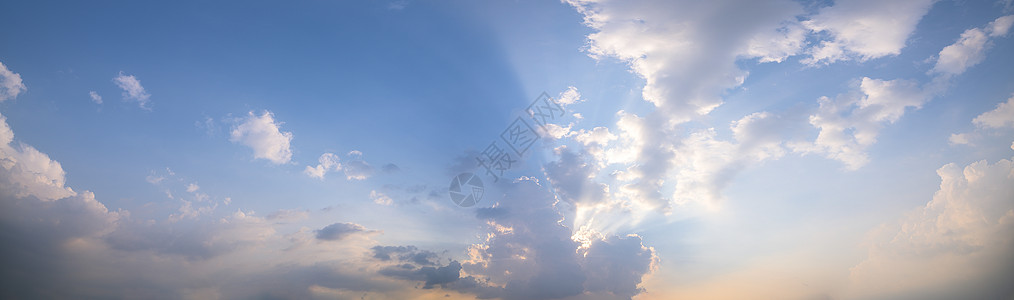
[88,91,102,104]
[113,72,151,110]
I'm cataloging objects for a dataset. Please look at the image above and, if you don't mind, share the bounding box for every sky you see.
[1,0,1013,299]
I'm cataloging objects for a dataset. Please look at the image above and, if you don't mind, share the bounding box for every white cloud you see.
[932,27,990,76]
[0,113,77,201]
[949,133,971,145]
[746,21,808,63]
[973,93,1014,129]
[0,107,482,299]
[304,152,340,180]
[113,72,151,110]
[556,86,584,106]
[0,61,26,102]
[88,91,102,104]
[573,126,617,165]
[186,183,200,193]
[370,190,393,206]
[802,0,938,64]
[230,111,294,164]
[847,157,1014,299]
[608,112,678,212]
[794,77,930,170]
[168,199,217,222]
[565,0,805,123]
[542,123,573,140]
[304,151,375,181]
[931,15,1013,80]
[989,15,1014,37]
[671,112,788,207]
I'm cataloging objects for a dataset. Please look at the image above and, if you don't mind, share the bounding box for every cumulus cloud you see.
[573,126,617,165]
[666,112,792,207]
[545,146,609,208]
[802,15,1014,168]
[304,152,340,180]
[556,86,584,106]
[0,61,26,102]
[0,85,468,299]
[565,0,804,123]
[0,114,76,201]
[802,0,938,64]
[88,91,102,104]
[973,93,1014,129]
[847,157,1014,299]
[447,178,657,300]
[931,15,1013,78]
[0,111,434,298]
[230,111,294,164]
[932,26,991,76]
[949,133,971,145]
[113,72,151,110]
[794,77,930,169]
[922,16,1014,149]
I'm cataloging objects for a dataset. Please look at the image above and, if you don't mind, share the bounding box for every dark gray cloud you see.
[379,261,463,289]
[371,245,440,266]
[315,222,375,241]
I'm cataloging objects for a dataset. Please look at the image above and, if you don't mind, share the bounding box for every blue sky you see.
[1,0,1013,299]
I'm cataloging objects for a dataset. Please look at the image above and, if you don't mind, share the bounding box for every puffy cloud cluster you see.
[563,2,1011,182]
[446,178,657,300]
[932,15,1014,77]
[0,116,76,202]
[0,108,445,299]
[671,112,788,206]
[847,157,1014,299]
[799,14,1012,169]
[304,152,340,179]
[802,0,938,64]
[230,110,294,165]
[794,77,930,169]
[565,0,804,123]
[556,0,949,213]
